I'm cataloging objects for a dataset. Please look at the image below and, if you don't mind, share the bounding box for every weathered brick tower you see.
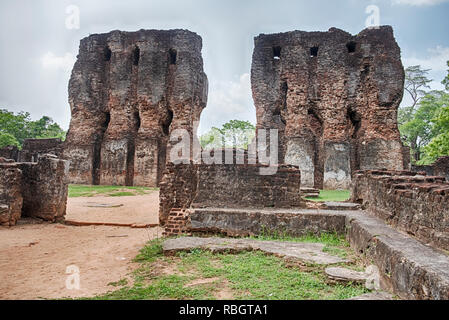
[251,26,408,189]
[64,29,208,186]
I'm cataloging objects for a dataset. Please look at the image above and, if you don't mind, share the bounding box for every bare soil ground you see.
[0,192,161,300]
[65,192,159,227]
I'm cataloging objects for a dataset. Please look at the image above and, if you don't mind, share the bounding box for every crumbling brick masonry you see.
[251,26,407,189]
[64,29,208,187]
[0,155,69,226]
[351,170,449,250]
[159,160,303,228]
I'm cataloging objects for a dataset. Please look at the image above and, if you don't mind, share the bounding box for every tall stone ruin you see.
[64,29,208,186]
[251,26,408,189]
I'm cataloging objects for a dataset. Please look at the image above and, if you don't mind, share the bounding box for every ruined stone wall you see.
[351,170,449,250]
[412,156,449,182]
[64,29,208,186]
[159,161,302,225]
[19,138,63,162]
[0,160,23,226]
[251,26,406,189]
[0,145,19,161]
[0,155,69,226]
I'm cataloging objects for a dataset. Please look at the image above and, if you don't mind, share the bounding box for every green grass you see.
[68,184,158,198]
[305,190,351,202]
[88,234,369,300]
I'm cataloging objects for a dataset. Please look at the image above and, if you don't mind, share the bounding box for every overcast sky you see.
[0,0,448,134]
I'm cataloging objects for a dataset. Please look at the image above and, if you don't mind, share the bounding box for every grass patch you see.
[89,234,370,300]
[68,184,158,198]
[306,190,351,202]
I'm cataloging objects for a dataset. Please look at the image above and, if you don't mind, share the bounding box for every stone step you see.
[301,188,320,198]
[325,267,368,284]
[187,207,449,299]
[163,237,348,265]
[347,291,394,300]
[324,202,361,211]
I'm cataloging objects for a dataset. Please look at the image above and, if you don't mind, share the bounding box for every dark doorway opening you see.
[162,109,173,136]
[104,47,112,62]
[346,41,357,53]
[348,109,361,139]
[273,46,281,60]
[310,47,319,57]
[133,46,140,66]
[169,49,177,65]
[92,112,110,185]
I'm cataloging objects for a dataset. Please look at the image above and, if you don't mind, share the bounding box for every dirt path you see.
[0,192,162,300]
[0,224,163,299]
[66,192,159,227]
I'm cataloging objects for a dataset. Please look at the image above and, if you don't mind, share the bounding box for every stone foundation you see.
[412,156,449,182]
[19,138,63,162]
[159,162,303,227]
[0,145,19,161]
[0,161,23,226]
[0,155,69,226]
[351,170,449,250]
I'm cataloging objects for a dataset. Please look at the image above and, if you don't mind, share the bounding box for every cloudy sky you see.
[0,0,448,134]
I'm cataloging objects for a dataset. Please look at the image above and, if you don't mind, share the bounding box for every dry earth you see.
[0,192,161,300]
[66,192,159,227]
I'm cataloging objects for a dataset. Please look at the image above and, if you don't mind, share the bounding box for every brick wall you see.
[351,170,449,250]
[19,138,63,162]
[0,146,19,161]
[0,162,23,226]
[159,161,302,226]
[412,156,449,182]
[0,155,69,225]
[162,208,191,237]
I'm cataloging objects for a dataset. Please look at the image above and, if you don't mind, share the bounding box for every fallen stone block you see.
[324,202,361,211]
[163,237,348,265]
[189,208,347,237]
[325,267,368,284]
[347,291,393,300]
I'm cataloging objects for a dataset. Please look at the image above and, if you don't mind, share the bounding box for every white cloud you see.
[199,73,256,134]
[402,46,449,73]
[392,0,449,6]
[41,52,75,72]
[401,46,449,107]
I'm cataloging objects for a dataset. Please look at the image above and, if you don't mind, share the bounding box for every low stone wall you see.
[0,161,23,226]
[159,162,302,226]
[412,156,449,182]
[189,208,346,237]
[0,155,69,225]
[159,163,198,225]
[351,170,449,250]
[0,145,19,161]
[19,138,63,162]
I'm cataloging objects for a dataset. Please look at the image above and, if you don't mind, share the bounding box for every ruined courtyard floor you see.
[0,191,162,300]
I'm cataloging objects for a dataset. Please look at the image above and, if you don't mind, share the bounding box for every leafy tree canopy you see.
[399,64,449,164]
[200,120,255,150]
[0,108,66,149]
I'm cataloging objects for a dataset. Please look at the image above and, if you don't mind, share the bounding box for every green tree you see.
[29,116,66,140]
[0,132,20,148]
[398,65,433,126]
[0,108,66,148]
[421,100,449,163]
[416,61,449,164]
[0,109,31,145]
[200,120,255,150]
[442,61,449,91]
[400,90,447,162]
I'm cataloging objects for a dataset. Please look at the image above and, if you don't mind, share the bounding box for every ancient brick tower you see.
[251,26,408,189]
[64,29,208,186]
